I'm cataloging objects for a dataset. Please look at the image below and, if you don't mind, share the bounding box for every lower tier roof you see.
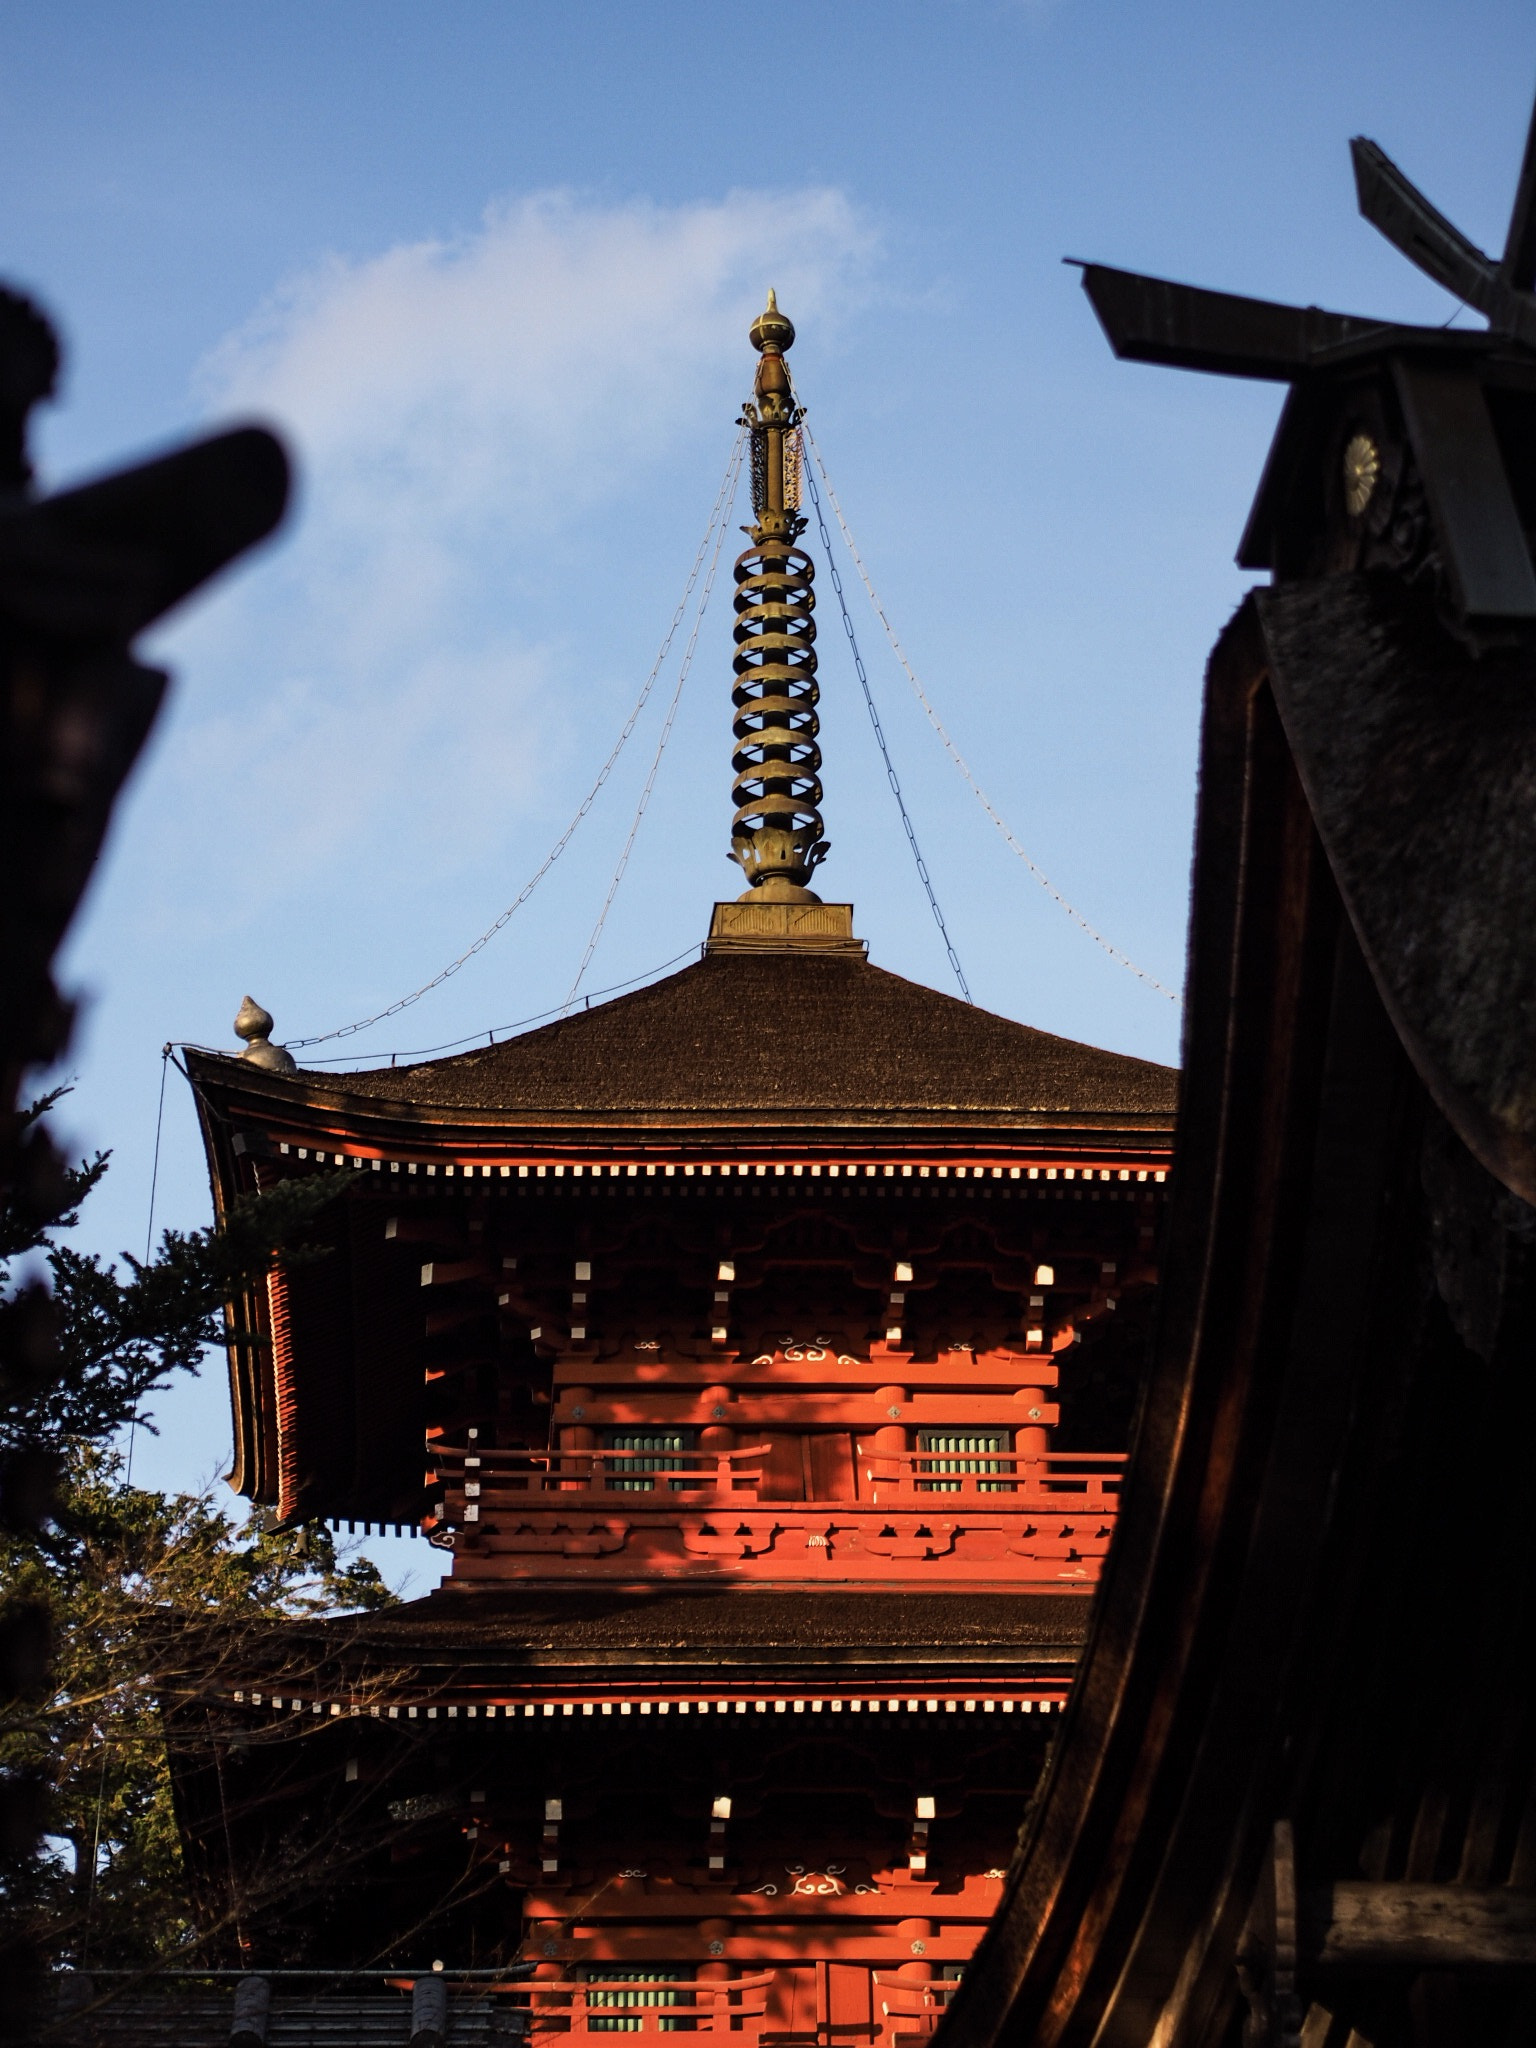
[304,1585,1091,1676]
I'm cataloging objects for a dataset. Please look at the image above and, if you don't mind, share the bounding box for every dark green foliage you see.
[0,1093,395,1975]
[2,1445,394,1965]
[1,1089,344,1460]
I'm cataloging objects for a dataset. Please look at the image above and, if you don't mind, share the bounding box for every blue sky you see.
[5,1,1532,1587]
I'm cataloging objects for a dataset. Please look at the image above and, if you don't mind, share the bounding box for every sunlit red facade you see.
[181,924,1174,2039]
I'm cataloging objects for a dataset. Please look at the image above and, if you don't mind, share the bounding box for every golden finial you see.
[729,293,827,902]
[749,287,796,357]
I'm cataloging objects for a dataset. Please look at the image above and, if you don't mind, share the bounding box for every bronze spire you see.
[729,291,827,902]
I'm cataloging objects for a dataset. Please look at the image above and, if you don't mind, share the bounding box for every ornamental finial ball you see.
[234,995,274,1045]
[234,994,297,1074]
[749,288,795,356]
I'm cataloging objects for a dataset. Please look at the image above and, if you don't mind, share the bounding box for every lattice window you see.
[917,1430,1013,1492]
[582,1968,695,2031]
[601,1430,697,1492]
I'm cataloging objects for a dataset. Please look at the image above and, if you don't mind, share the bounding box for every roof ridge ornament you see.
[1075,88,1536,634]
[729,290,829,903]
[1076,92,1536,382]
[235,994,297,1073]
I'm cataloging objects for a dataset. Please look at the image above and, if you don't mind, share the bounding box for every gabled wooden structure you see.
[942,96,1536,2048]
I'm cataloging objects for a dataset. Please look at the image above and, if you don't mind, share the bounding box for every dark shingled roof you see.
[323,949,1176,1124]
[294,1587,1091,1675]
[352,1586,1089,1651]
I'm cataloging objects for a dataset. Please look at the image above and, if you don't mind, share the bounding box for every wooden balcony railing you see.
[431,1446,1125,1518]
[435,1446,772,1505]
[523,1974,774,2040]
[871,1974,957,2043]
[863,1450,1124,1506]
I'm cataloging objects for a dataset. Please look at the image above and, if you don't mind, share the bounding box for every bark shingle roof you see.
[323,949,1175,1126]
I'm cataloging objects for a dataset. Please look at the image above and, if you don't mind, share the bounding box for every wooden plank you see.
[547,1394,1062,1428]
[1392,363,1536,620]
[1315,1884,1536,1968]
[553,1357,1060,1391]
[1078,263,1377,381]
[1500,92,1536,291]
[1351,139,1506,324]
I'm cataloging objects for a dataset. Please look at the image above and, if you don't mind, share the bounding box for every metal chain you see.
[287,427,749,1049]
[179,944,702,1070]
[562,432,745,1010]
[801,422,1180,1006]
[802,453,973,1003]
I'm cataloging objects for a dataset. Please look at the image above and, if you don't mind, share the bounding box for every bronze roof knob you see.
[234,994,297,1073]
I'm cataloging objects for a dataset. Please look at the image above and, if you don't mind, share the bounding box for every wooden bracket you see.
[1236,1821,1302,2048]
[1238,1815,1536,2043]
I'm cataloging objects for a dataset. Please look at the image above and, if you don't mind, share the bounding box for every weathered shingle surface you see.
[332,1586,1092,1659]
[1259,576,1536,1204]
[324,950,1176,1122]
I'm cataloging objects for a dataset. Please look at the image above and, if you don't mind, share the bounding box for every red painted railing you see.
[522,1974,775,2040]
[862,1450,1124,1507]
[431,1445,1125,1536]
[871,1974,957,2042]
[438,1446,773,1503]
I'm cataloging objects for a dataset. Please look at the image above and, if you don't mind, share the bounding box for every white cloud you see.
[140,185,876,932]
[201,186,872,539]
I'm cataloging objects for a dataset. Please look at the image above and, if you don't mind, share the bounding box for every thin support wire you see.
[144,1044,171,1262]
[127,1044,172,1485]
[801,422,1181,1006]
[177,944,704,1073]
[80,1738,111,1967]
[288,426,749,1050]
[802,456,972,1003]
[562,434,746,1010]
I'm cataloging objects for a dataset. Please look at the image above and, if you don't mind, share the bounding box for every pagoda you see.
[174,295,1176,2044]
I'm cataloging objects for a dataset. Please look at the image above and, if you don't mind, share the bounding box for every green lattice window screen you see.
[917,1430,1013,1492]
[601,1430,696,1492]
[582,1968,694,2031]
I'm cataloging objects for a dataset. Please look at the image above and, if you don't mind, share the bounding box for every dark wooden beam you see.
[1076,263,1381,381]
[1351,137,1503,317]
[1314,1884,1536,1970]
[1351,134,1536,348]
[1393,361,1536,620]
[1501,90,1536,293]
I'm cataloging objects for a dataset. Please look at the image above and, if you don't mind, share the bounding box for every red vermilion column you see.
[560,1387,595,1491]
[1014,1386,1051,1459]
[698,1915,734,2023]
[700,1385,735,1476]
[873,1386,909,1495]
[895,1917,934,1983]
